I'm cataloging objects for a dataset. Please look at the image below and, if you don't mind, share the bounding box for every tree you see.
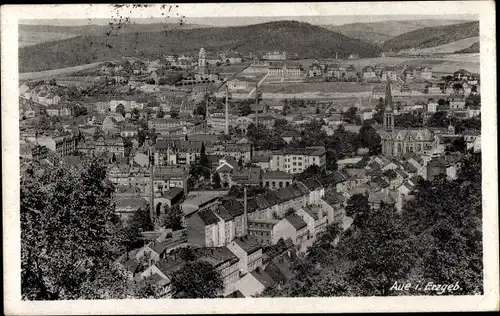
[199,142,210,169]
[170,109,179,119]
[342,107,360,124]
[122,206,154,252]
[401,154,482,294]
[307,223,343,265]
[239,103,252,116]
[315,107,320,114]
[170,260,224,298]
[337,203,417,296]
[358,122,382,154]
[163,204,184,231]
[326,150,338,171]
[131,108,140,121]
[212,172,221,189]
[383,169,398,180]
[193,103,207,117]
[73,104,88,117]
[345,193,370,223]
[20,159,130,300]
[295,164,324,181]
[115,104,125,117]
[156,108,165,118]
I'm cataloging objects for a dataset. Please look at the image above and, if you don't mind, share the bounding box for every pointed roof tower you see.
[384,80,394,112]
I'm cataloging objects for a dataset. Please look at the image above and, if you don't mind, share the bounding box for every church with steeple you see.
[380,81,437,157]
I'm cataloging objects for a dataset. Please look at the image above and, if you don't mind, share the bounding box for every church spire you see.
[383,80,395,130]
[384,80,393,111]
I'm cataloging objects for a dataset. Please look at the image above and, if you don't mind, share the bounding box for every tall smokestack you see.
[255,82,259,127]
[149,143,155,225]
[225,85,229,135]
[183,175,188,196]
[243,186,248,236]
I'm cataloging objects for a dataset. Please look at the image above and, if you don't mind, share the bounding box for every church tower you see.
[198,47,206,75]
[383,80,395,130]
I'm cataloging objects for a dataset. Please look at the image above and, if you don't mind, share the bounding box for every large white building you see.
[269,146,326,174]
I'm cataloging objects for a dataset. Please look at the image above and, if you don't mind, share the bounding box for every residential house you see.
[362,66,378,82]
[247,218,280,246]
[280,130,301,144]
[231,268,275,298]
[247,183,310,221]
[115,196,149,221]
[274,214,309,252]
[320,192,346,225]
[269,146,326,174]
[262,171,294,190]
[199,247,241,287]
[36,134,77,157]
[252,154,271,171]
[227,235,263,275]
[381,67,398,81]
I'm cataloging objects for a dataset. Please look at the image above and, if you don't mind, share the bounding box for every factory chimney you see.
[225,85,229,135]
[243,186,248,236]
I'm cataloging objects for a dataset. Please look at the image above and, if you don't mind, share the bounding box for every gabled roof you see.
[197,209,220,225]
[284,214,307,230]
[262,170,293,180]
[233,235,262,254]
[251,269,275,289]
[301,178,323,191]
[220,198,245,218]
[372,176,389,188]
[322,192,345,206]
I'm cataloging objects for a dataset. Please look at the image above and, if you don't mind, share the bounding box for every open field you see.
[261,81,377,94]
[18,31,79,47]
[19,61,113,81]
[399,37,479,55]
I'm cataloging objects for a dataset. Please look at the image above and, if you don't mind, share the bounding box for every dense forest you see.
[382,21,479,52]
[19,21,380,72]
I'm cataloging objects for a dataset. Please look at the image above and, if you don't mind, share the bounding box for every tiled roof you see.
[220,199,245,218]
[197,209,220,225]
[285,214,307,230]
[251,269,275,288]
[233,235,262,254]
[262,171,293,180]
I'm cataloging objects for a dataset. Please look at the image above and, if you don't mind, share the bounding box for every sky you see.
[21,14,478,27]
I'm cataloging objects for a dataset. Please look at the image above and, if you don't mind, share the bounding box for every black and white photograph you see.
[2,2,498,314]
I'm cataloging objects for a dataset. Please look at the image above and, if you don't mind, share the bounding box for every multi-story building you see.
[268,62,304,79]
[36,134,78,157]
[94,137,126,157]
[381,67,398,81]
[247,183,310,221]
[427,100,438,113]
[209,143,253,164]
[269,146,326,174]
[262,51,287,61]
[148,118,184,131]
[227,235,263,275]
[186,198,246,248]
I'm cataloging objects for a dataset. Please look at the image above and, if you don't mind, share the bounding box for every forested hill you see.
[382,21,479,52]
[455,42,480,54]
[19,20,381,72]
[322,19,469,45]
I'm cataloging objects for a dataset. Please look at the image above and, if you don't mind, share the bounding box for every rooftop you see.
[233,235,262,254]
[284,214,307,230]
